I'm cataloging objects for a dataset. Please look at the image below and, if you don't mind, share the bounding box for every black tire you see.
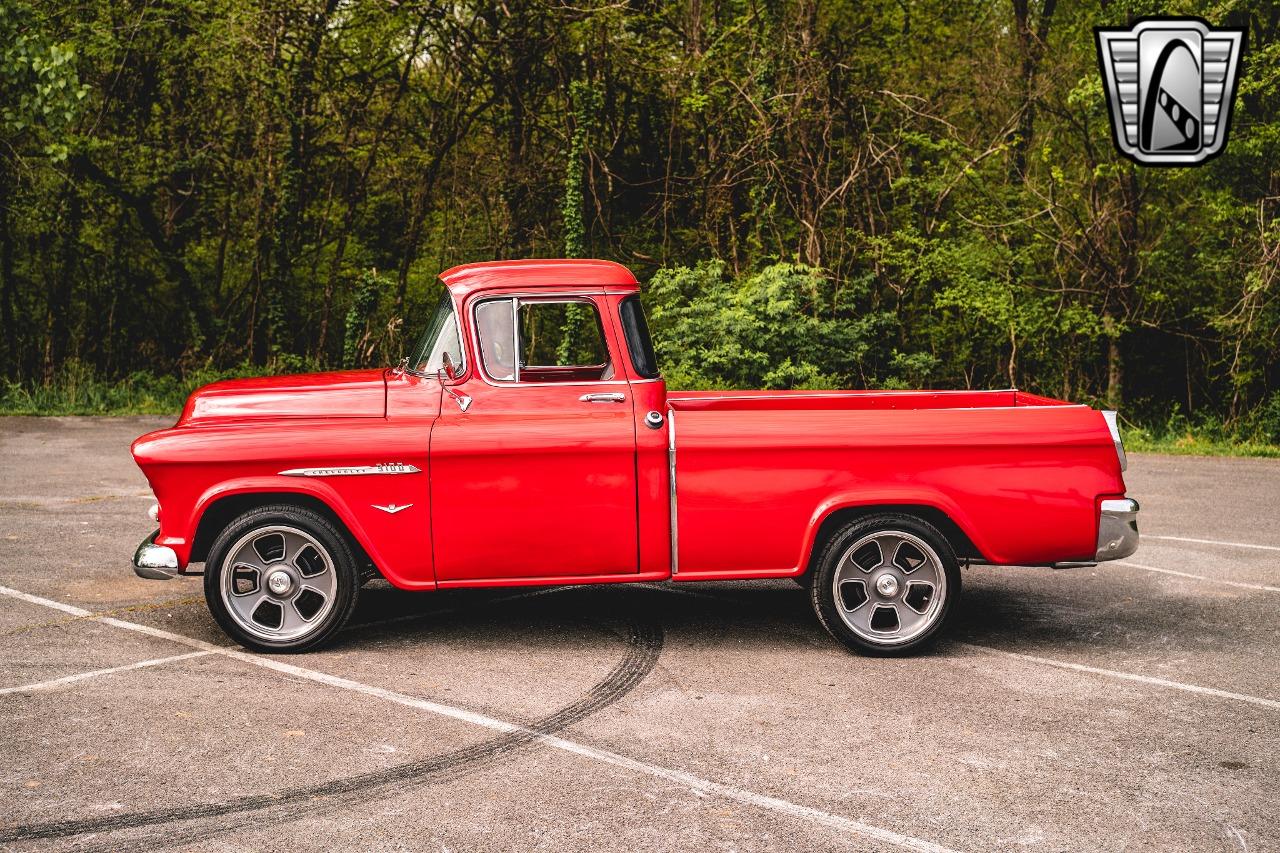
[808,513,960,656]
[204,504,360,653]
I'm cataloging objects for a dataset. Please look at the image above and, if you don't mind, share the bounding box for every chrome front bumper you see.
[1095,498,1139,561]
[133,529,179,580]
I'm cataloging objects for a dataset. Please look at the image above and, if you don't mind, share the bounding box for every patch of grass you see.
[0,358,318,416]
[1126,431,1280,458]
[1122,399,1280,458]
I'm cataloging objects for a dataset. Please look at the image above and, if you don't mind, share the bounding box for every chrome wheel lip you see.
[832,529,947,647]
[220,525,337,643]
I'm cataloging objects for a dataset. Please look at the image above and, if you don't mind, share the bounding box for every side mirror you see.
[438,352,472,413]
[440,351,460,381]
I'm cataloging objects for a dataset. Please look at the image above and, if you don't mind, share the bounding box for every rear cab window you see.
[618,295,659,379]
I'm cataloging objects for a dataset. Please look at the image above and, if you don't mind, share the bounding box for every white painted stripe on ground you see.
[956,643,1280,711]
[637,583,1280,713]
[1145,534,1280,552]
[0,586,98,618]
[1116,560,1280,593]
[0,651,212,696]
[0,584,953,853]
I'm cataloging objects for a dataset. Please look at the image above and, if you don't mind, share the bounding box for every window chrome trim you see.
[668,407,678,575]
[470,294,615,387]
[511,294,521,383]
[278,463,422,477]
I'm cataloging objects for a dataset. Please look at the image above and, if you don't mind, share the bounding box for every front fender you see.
[187,476,434,590]
[135,416,435,589]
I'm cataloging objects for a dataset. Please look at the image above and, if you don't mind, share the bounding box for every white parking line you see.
[0,651,212,696]
[1145,534,1280,552]
[955,643,1280,711]
[1116,560,1280,593]
[0,584,954,853]
[639,582,1280,713]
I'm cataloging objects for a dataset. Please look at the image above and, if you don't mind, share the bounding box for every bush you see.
[646,261,899,390]
[1252,392,1280,445]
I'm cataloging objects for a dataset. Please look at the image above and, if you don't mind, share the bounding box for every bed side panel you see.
[672,405,1123,574]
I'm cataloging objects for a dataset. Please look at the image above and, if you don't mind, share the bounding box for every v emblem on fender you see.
[372,503,413,514]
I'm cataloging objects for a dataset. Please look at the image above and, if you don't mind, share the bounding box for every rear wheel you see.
[204,504,359,652]
[809,513,959,655]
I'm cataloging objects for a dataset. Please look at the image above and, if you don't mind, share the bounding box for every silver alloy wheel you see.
[220,525,337,642]
[832,529,947,646]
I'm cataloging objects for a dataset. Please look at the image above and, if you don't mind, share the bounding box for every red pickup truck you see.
[132,259,1138,655]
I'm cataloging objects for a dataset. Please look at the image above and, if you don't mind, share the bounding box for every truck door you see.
[429,292,640,582]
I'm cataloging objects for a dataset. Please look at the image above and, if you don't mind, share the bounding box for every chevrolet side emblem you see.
[372,503,413,514]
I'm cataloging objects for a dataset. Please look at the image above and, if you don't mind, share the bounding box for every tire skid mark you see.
[0,617,664,847]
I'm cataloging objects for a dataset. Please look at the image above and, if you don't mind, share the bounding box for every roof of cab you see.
[438,258,639,300]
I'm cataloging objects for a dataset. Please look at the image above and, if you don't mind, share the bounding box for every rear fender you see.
[800,489,992,573]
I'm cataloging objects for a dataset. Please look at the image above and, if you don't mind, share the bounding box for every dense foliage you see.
[1,0,1278,443]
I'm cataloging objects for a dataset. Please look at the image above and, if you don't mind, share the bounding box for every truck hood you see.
[178,369,387,424]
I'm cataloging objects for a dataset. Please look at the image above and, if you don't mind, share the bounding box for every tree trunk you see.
[1009,0,1058,178]
[267,0,340,357]
[1104,313,1123,409]
[0,169,15,378]
[316,13,430,360]
[43,190,82,383]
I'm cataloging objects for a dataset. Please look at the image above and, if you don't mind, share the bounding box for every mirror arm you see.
[438,368,473,413]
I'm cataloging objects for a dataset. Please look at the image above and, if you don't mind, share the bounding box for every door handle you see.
[579,392,626,403]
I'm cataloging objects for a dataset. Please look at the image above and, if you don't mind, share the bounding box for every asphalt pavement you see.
[1,416,1277,851]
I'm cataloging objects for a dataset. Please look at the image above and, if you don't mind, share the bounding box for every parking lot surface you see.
[1,416,1277,851]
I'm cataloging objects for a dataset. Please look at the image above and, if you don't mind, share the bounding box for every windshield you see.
[409,294,463,375]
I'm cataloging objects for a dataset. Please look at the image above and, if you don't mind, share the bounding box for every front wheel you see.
[809,513,960,655]
[204,504,360,652]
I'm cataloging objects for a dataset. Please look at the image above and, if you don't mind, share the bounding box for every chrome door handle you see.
[579,392,626,403]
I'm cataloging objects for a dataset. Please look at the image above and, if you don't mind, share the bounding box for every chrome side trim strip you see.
[668,408,678,575]
[278,463,422,477]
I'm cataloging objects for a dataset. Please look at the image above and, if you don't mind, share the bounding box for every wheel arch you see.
[799,500,985,579]
[190,487,379,581]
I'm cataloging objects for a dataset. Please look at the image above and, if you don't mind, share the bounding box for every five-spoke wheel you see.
[809,514,959,654]
[204,505,359,652]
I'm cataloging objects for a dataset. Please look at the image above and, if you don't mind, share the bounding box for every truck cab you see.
[405,259,674,585]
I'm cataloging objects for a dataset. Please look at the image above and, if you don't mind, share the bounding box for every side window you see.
[475,298,517,381]
[475,297,612,383]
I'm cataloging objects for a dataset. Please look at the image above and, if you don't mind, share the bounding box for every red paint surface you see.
[133,259,1130,589]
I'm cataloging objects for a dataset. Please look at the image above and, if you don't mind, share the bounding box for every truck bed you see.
[667,388,1070,412]
[665,388,1121,577]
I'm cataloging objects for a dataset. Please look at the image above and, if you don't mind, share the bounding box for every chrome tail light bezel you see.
[1101,410,1127,472]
